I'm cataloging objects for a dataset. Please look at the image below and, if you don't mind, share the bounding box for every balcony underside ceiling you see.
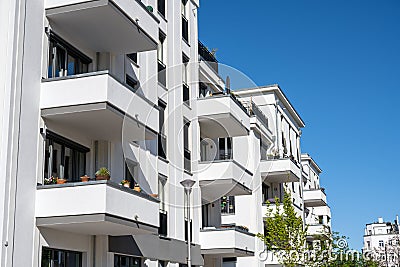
[41,102,156,141]
[199,178,251,202]
[36,213,157,236]
[199,114,249,138]
[46,0,157,53]
[262,170,300,183]
[304,199,327,207]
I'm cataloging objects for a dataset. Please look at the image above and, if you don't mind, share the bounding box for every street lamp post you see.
[180,179,196,267]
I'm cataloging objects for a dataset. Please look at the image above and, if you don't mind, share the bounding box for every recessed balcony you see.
[198,159,252,202]
[303,188,327,207]
[200,226,255,257]
[35,180,160,235]
[40,71,158,141]
[197,93,250,138]
[260,158,301,183]
[45,0,159,53]
[307,224,331,240]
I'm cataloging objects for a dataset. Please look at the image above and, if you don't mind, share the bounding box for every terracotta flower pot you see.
[96,175,110,181]
[123,182,130,188]
[57,178,67,184]
[149,194,158,198]
[134,186,141,192]
[81,176,90,182]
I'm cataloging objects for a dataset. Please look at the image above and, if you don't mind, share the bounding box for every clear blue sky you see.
[198,0,400,249]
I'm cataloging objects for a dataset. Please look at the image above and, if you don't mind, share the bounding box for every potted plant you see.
[56,177,67,184]
[44,176,57,185]
[120,180,130,188]
[80,175,90,182]
[133,183,141,192]
[95,167,110,181]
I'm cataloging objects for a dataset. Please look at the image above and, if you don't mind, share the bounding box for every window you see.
[218,138,232,160]
[182,54,190,104]
[127,53,138,64]
[183,119,191,172]
[47,31,91,78]
[367,241,371,249]
[44,131,89,182]
[221,196,235,214]
[158,31,167,87]
[158,261,167,267]
[157,0,166,17]
[181,0,189,42]
[114,255,141,267]
[158,31,166,64]
[262,183,270,204]
[158,175,167,212]
[202,203,210,228]
[126,75,138,92]
[41,247,82,267]
[158,100,167,159]
[379,240,384,247]
[125,160,138,189]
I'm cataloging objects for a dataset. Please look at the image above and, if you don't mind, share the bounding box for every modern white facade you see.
[0,0,332,266]
[363,217,400,267]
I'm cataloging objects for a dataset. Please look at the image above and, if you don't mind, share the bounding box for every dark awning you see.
[109,235,204,266]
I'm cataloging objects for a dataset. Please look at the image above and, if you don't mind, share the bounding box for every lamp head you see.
[180,179,196,191]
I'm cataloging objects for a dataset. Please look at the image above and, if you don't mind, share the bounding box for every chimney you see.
[396,215,399,226]
[378,217,384,223]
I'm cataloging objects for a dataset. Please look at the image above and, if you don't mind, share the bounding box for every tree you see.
[257,187,379,267]
[257,187,307,267]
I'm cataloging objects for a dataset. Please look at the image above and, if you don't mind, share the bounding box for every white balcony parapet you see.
[197,94,250,138]
[260,158,302,183]
[262,202,303,218]
[303,188,327,207]
[45,0,159,53]
[36,180,159,235]
[41,71,158,141]
[198,159,252,202]
[200,227,255,257]
[307,224,331,239]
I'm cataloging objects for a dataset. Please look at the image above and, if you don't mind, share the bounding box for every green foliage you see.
[257,187,306,267]
[95,167,110,177]
[257,187,379,267]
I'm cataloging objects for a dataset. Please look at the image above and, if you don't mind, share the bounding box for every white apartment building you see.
[0,0,332,266]
[302,154,332,244]
[363,217,400,267]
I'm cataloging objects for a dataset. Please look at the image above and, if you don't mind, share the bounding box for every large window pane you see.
[41,248,82,267]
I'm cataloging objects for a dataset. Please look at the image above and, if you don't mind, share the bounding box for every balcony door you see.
[44,131,89,182]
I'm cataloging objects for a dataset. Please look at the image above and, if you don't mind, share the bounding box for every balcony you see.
[197,93,250,138]
[262,201,303,218]
[307,224,331,239]
[198,159,252,202]
[200,226,255,257]
[45,0,159,53]
[35,180,159,235]
[198,41,218,72]
[303,188,327,207]
[260,158,301,183]
[40,71,158,141]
